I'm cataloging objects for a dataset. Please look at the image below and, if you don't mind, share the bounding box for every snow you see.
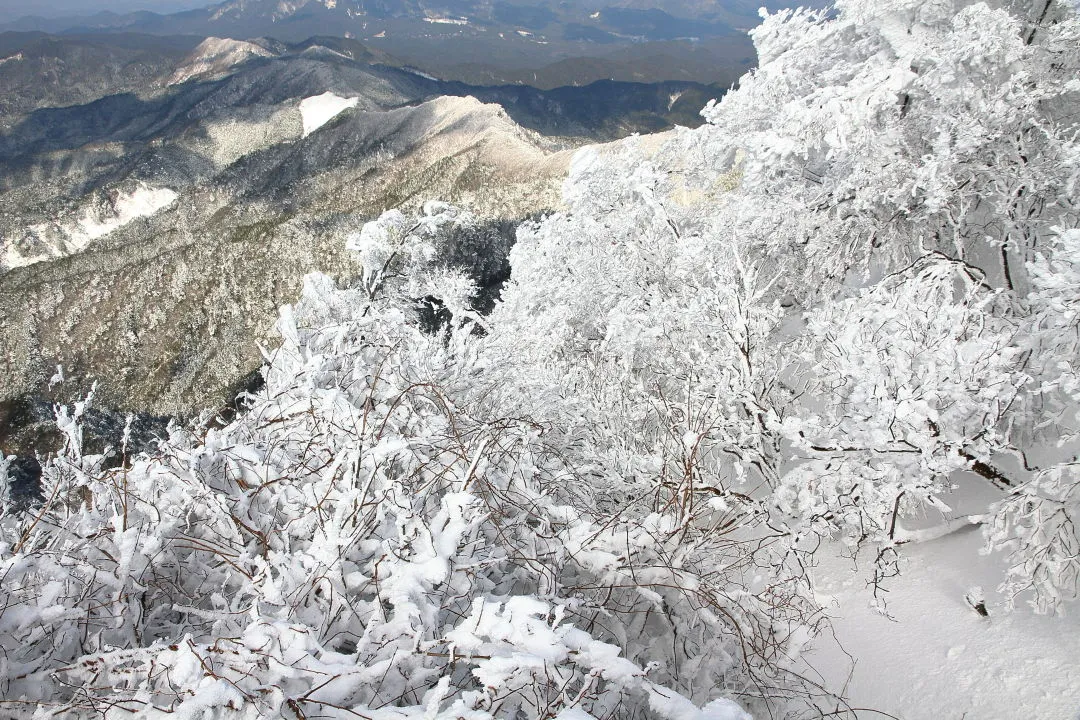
[169,37,272,85]
[646,690,751,720]
[424,17,469,26]
[0,52,23,66]
[404,67,439,81]
[77,186,179,244]
[298,91,359,138]
[3,184,178,269]
[300,44,350,60]
[808,527,1080,719]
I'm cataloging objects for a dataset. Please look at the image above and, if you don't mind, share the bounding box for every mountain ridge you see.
[2,33,698,423]
[0,0,774,87]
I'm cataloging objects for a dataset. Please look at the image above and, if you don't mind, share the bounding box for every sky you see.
[0,0,214,20]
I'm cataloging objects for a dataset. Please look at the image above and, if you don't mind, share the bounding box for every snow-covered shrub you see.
[0,211,771,718]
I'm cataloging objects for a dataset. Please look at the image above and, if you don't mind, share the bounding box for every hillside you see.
[0,91,572,418]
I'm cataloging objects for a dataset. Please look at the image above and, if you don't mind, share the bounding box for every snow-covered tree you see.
[986,228,1080,612]
[736,0,1080,610]
[484,0,1080,614]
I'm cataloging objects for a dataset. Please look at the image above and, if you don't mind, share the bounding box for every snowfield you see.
[74,186,180,244]
[424,17,470,26]
[3,184,178,268]
[299,91,360,137]
[811,528,1080,719]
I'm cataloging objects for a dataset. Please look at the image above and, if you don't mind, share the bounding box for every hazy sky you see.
[0,0,214,20]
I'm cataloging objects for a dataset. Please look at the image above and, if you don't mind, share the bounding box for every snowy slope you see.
[299,91,359,137]
[168,37,274,85]
[3,185,178,268]
[808,528,1080,719]
[0,93,573,418]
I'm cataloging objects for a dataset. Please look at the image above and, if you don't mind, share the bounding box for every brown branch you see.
[960,450,1013,489]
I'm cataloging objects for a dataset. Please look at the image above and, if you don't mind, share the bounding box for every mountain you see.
[0,32,721,442]
[0,0,774,88]
[0,32,203,126]
[0,0,210,21]
[4,0,757,38]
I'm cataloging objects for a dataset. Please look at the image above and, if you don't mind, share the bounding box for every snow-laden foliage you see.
[486,0,1080,614]
[3,0,1080,717]
[0,208,770,718]
[987,228,1080,611]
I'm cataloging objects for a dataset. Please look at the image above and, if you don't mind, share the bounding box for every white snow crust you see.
[299,91,359,137]
[3,185,178,269]
[76,186,179,244]
[808,527,1080,718]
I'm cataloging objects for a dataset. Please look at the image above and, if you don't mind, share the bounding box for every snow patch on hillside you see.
[300,44,351,60]
[3,185,178,269]
[403,66,439,81]
[169,37,273,85]
[75,186,179,244]
[299,92,359,137]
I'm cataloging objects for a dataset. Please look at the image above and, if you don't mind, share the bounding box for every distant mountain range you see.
[3,0,784,37]
[0,29,724,455]
[0,0,211,21]
[0,0,821,87]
